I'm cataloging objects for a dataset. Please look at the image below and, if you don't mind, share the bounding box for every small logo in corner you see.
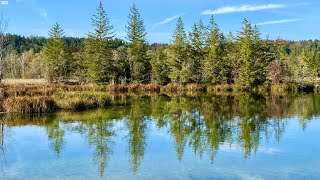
[1,1,8,5]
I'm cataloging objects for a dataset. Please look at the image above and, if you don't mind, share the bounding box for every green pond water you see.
[0,93,319,179]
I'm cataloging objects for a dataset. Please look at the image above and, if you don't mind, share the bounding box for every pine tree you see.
[307,48,319,79]
[167,17,188,84]
[225,32,237,83]
[202,16,227,84]
[126,4,150,83]
[150,47,169,85]
[42,22,70,82]
[297,50,312,81]
[187,20,206,83]
[236,19,266,89]
[84,1,114,83]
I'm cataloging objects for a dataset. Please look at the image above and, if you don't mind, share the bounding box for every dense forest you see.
[1,2,320,89]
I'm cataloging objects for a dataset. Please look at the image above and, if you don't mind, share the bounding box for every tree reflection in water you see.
[0,93,319,177]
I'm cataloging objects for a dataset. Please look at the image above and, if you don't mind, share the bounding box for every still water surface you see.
[0,93,319,179]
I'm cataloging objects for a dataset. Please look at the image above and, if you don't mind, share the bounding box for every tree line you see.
[1,2,320,88]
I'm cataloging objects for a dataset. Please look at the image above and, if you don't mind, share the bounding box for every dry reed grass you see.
[53,91,113,110]
[3,96,55,113]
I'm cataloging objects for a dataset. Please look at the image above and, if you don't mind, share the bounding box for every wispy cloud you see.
[256,19,302,26]
[151,13,183,31]
[154,14,183,26]
[16,0,48,23]
[37,8,48,23]
[202,4,285,15]
[219,143,282,155]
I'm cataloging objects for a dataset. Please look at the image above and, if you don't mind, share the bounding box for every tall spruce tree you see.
[84,1,114,83]
[187,20,206,83]
[236,19,266,89]
[126,4,150,83]
[168,17,188,84]
[42,22,70,82]
[202,16,227,84]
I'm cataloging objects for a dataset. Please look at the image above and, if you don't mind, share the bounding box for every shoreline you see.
[0,82,319,114]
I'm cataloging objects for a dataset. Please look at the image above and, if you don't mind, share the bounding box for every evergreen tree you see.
[84,1,114,83]
[112,46,130,84]
[267,38,289,83]
[291,50,312,82]
[167,17,188,84]
[42,22,70,82]
[202,16,228,84]
[150,47,169,85]
[126,4,150,83]
[307,48,319,79]
[225,32,237,83]
[236,19,266,89]
[187,20,206,83]
[314,51,320,77]
[73,47,86,84]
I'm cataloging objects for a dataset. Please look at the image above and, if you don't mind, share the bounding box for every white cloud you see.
[15,0,48,23]
[219,143,282,155]
[256,19,302,26]
[154,14,183,26]
[202,4,285,15]
[37,8,48,23]
[151,13,183,31]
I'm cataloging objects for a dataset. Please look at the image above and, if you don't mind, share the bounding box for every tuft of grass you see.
[53,91,113,111]
[143,84,161,92]
[161,83,185,92]
[2,79,48,85]
[185,84,206,92]
[3,96,56,113]
[107,84,128,92]
[127,84,144,92]
[4,85,57,97]
[271,84,292,95]
[207,84,239,93]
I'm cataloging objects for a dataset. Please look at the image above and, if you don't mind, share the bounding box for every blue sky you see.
[1,0,320,43]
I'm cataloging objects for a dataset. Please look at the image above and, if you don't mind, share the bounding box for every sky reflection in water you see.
[0,93,319,179]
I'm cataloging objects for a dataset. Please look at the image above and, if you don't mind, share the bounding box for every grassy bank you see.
[0,80,318,114]
[1,91,129,113]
